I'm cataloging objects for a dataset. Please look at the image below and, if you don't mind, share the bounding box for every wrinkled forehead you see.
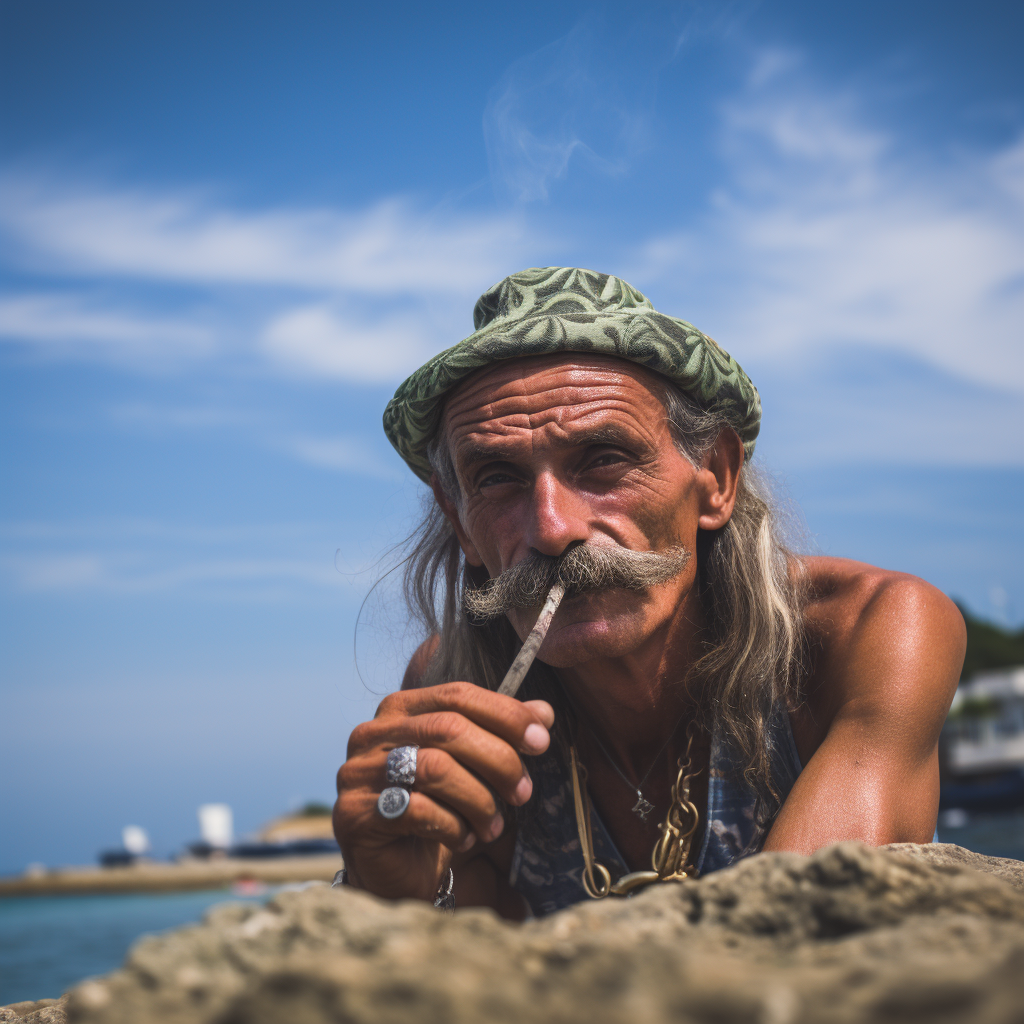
[439,353,671,438]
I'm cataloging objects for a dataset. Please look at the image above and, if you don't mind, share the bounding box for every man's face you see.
[437,354,737,668]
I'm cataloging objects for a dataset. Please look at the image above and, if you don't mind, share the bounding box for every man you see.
[333,266,964,919]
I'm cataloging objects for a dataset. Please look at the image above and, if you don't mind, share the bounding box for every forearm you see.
[769,572,962,854]
[762,733,940,853]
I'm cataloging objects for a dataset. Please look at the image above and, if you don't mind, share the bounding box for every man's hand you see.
[333,681,553,901]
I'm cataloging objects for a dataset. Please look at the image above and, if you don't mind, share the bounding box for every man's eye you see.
[586,451,628,470]
[479,471,521,488]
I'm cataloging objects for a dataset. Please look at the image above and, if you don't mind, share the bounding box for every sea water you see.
[0,887,268,1006]
[3,816,1023,1007]
[937,809,1024,861]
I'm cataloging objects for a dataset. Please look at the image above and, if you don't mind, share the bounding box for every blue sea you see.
[3,815,1023,1006]
[0,887,269,1006]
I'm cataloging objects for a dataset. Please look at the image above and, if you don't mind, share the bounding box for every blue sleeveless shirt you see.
[509,711,804,917]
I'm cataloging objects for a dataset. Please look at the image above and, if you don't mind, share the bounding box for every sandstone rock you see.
[884,841,1024,892]
[0,998,67,1023]
[7,843,1024,1024]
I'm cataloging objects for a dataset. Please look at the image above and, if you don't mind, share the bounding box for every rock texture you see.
[0,999,67,1023]
[6,843,1024,1024]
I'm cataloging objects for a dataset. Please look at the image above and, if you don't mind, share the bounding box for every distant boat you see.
[939,769,1024,812]
[228,838,340,859]
[941,667,1024,811]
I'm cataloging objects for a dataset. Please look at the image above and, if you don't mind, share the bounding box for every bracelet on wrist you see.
[331,866,455,913]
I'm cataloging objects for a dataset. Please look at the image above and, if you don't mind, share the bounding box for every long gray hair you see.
[400,376,806,821]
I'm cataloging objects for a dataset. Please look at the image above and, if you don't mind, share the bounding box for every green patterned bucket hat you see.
[383,266,760,483]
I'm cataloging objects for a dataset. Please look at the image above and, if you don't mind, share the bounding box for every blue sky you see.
[1,0,1022,874]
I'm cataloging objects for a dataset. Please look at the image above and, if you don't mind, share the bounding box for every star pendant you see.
[631,793,655,822]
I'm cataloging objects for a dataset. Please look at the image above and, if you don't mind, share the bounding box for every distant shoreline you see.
[0,855,342,898]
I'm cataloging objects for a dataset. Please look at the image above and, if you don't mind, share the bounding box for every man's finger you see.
[522,699,555,728]
[345,788,475,853]
[373,681,553,755]
[367,713,531,806]
[410,747,507,842]
[339,748,508,842]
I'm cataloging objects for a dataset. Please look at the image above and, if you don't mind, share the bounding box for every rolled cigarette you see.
[497,583,565,698]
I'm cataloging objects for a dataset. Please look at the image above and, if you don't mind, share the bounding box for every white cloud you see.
[0,293,213,364]
[261,304,434,382]
[107,402,405,478]
[13,555,108,590]
[4,552,343,594]
[0,177,529,294]
[283,433,404,480]
[748,345,1024,469]
[0,177,530,380]
[0,514,400,600]
[108,403,249,429]
[633,58,1024,397]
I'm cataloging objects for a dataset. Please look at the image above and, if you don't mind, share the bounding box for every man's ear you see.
[430,475,484,567]
[697,428,744,531]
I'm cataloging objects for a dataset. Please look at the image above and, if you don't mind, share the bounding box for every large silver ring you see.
[386,745,419,787]
[377,786,410,819]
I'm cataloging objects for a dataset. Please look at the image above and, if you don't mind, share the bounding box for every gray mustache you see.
[463,543,691,621]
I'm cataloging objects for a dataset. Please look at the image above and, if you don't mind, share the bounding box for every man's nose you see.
[522,472,590,557]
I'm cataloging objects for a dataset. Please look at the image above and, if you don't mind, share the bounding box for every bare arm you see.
[764,565,965,852]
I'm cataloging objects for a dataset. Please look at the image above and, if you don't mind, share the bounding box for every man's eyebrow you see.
[453,425,653,468]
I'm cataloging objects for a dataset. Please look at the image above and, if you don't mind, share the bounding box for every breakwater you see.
[0,856,341,899]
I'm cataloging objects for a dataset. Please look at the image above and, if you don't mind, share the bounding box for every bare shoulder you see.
[800,555,965,654]
[401,636,440,690]
[791,556,966,757]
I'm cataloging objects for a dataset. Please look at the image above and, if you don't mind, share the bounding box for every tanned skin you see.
[334,354,965,919]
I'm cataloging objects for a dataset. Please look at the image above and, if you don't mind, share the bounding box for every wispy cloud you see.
[4,552,344,594]
[108,402,250,430]
[106,402,404,479]
[0,515,398,599]
[0,292,214,365]
[0,177,528,293]
[261,303,434,382]
[633,51,1024,396]
[749,344,1024,469]
[282,433,403,479]
[483,17,655,202]
[0,176,531,381]
[3,41,1022,470]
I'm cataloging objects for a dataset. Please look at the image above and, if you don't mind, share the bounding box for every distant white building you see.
[944,667,1024,775]
[122,825,150,855]
[198,804,234,848]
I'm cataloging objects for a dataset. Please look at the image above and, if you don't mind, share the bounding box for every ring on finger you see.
[385,745,419,787]
[377,786,411,819]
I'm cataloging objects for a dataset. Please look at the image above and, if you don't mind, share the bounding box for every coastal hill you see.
[958,603,1024,681]
[256,803,334,843]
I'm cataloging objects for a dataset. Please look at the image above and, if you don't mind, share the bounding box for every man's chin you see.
[505,588,656,666]
[534,613,645,669]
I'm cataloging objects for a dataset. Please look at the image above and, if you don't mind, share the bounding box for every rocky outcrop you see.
[0,999,67,1023]
[6,842,1024,1024]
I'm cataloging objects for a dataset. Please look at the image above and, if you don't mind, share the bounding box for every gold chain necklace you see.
[568,725,701,898]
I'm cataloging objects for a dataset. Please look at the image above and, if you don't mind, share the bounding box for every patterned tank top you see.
[509,710,804,917]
